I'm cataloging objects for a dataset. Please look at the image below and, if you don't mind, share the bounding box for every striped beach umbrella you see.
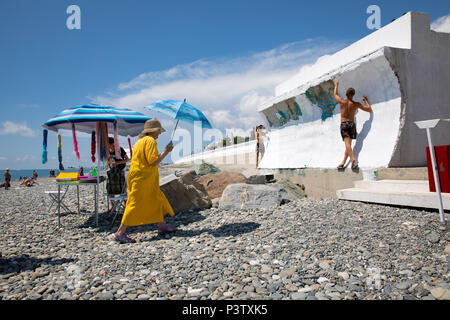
[41,104,151,166]
[42,104,151,137]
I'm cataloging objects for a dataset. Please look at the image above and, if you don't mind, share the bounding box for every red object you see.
[128,137,133,159]
[91,131,96,163]
[426,145,450,193]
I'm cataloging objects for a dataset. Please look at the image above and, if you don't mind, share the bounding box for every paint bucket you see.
[362,168,378,181]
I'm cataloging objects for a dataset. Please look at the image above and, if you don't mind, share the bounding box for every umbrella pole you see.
[170,119,180,142]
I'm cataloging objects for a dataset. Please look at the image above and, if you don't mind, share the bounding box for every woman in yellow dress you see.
[113,119,175,243]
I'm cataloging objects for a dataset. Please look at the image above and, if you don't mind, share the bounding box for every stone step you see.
[354,179,429,193]
[336,187,450,210]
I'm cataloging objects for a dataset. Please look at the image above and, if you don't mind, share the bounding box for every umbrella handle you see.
[170,119,179,143]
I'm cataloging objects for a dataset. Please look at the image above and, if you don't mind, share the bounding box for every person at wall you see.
[113,119,175,244]
[255,125,266,168]
[4,168,11,190]
[106,137,130,212]
[334,80,372,169]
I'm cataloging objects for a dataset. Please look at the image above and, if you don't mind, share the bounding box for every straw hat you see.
[140,118,166,135]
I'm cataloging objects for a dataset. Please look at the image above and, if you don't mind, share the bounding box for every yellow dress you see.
[121,136,174,226]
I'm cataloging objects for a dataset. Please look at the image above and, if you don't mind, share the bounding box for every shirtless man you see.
[334,81,372,169]
[4,168,11,190]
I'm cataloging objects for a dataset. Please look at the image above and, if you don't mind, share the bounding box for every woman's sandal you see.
[157,225,178,235]
[113,232,136,243]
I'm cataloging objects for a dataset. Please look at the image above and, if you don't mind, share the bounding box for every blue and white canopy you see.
[42,104,151,137]
[145,99,212,129]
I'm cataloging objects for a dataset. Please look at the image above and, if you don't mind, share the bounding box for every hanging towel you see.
[42,129,48,164]
[57,133,64,171]
[96,123,101,163]
[91,131,96,163]
[104,122,110,165]
[128,136,133,159]
[114,121,122,159]
[72,123,80,160]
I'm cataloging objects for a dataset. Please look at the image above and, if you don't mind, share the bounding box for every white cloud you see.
[0,156,6,161]
[431,14,450,33]
[0,121,36,137]
[92,39,345,133]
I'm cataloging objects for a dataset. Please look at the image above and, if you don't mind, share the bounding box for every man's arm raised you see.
[334,81,345,104]
[359,96,373,113]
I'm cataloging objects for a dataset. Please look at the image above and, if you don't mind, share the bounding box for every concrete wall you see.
[174,140,257,166]
[258,12,450,169]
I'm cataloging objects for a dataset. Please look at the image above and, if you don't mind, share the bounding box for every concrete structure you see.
[337,179,450,211]
[258,12,450,169]
[172,12,450,203]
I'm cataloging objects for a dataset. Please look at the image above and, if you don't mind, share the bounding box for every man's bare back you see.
[339,99,360,123]
[334,81,372,122]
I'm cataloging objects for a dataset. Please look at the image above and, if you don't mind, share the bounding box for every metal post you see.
[57,183,61,228]
[77,184,80,214]
[426,128,446,224]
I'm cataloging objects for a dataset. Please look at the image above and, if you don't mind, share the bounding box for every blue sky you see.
[1,0,449,170]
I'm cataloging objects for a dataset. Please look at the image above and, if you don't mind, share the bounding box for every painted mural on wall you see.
[260,98,303,128]
[260,80,338,128]
[305,80,338,122]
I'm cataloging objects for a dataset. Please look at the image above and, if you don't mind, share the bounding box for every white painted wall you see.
[257,11,450,169]
[174,140,257,166]
[259,53,401,169]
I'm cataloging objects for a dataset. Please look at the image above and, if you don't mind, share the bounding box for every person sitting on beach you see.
[334,80,372,169]
[4,168,11,190]
[113,119,175,243]
[20,177,38,187]
[106,137,130,213]
[32,170,38,180]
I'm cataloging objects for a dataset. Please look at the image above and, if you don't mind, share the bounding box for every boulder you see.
[192,161,220,176]
[198,171,248,199]
[246,175,266,185]
[219,183,281,210]
[272,179,306,202]
[160,170,212,213]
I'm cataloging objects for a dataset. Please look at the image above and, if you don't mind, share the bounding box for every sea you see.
[1,168,83,182]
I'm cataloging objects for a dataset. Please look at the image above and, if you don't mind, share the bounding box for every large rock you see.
[192,161,220,176]
[198,171,248,199]
[160,170,212,213]
[272,179,306,201]
[246,175,266,185]
[219,183,281,210]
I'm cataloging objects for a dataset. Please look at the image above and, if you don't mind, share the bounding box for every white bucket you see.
[362,169,379,181]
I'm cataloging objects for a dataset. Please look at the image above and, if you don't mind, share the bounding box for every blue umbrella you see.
[145,99,212,141]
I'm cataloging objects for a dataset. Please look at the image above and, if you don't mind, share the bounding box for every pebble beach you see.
[0,175,449,300]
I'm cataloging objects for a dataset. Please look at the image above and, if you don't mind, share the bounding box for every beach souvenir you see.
[91,131,96,163]
[114,121,122,159]
[96,122,101,164]
[127,136,133,159]
[57,133,64,171]
[42,129,48,164]
[72,123,80,160]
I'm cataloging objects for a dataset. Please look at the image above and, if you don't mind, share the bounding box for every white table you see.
[54,176,106,228]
